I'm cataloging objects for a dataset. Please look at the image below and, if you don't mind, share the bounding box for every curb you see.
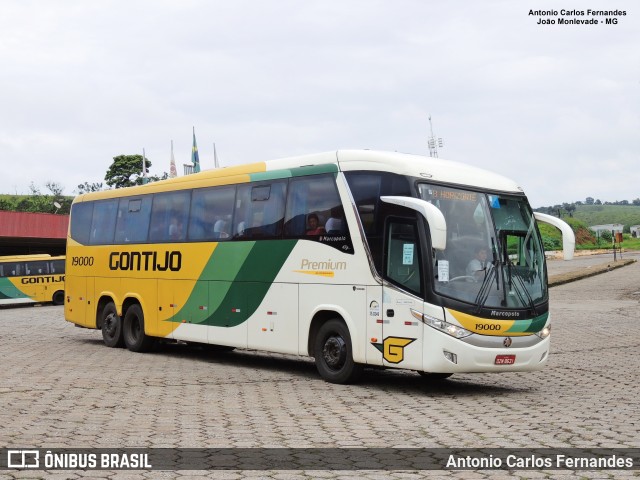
[549,258,637,287]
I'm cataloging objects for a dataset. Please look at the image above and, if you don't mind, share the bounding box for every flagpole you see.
[192,126,201,173]
[169,140,177,178]
[142,148,149,184]
[214,143,219,169]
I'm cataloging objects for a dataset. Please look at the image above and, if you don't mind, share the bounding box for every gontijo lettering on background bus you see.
[64,150,574,383]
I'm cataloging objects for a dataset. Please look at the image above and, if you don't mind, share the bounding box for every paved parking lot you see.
[1,260,639,479]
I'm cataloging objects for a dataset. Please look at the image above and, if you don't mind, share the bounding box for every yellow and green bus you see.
[0,254,65,306]
[65,150,574,383]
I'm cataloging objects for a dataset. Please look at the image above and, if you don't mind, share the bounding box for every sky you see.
[0,0,638,207]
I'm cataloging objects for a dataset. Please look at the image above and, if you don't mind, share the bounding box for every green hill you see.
[572,205,640,229]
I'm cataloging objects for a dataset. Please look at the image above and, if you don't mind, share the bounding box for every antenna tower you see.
[428,115,444,158]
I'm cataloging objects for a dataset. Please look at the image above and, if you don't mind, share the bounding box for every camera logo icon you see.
[7,450,39,469]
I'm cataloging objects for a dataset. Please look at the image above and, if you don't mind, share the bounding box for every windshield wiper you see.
[474,264,497,315]
[510,268,539,316]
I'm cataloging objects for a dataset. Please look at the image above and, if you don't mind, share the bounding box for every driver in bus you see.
[466,246,490,279]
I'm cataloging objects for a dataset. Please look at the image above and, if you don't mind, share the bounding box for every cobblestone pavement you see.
[1,262,640,479]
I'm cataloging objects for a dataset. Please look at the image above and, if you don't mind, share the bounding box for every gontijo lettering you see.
[20,275,64,284]
[109,251,182,272]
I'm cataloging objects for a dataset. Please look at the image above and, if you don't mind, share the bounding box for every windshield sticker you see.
[402,244,414,265]
[489,195,501,208]
[438,260,449,282]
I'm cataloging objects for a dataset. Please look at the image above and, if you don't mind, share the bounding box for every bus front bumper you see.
[422,329,550,373]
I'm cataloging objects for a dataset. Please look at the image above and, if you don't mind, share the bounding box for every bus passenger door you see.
[366,286,384,366]
[381,219,424,371]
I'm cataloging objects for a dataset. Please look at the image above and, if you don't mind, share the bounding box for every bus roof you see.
[75,150,522,203]
[0,254,64,261]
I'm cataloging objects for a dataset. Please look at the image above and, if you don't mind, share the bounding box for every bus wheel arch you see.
[52,290,64,306]
[310,313,363,384]
[122,301,155,353]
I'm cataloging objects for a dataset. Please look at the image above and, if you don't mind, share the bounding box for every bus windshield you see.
[418,184,547,310]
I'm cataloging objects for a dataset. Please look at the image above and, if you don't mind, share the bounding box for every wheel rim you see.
[322,335,347,370]
[104,313,117,338]
[130,315,141,341]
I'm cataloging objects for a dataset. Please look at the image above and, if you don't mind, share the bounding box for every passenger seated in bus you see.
[213,219,230,239]
[324,207,344,234]
[168,216,183,240]
[306,213,325,235]
[466,247,490,280]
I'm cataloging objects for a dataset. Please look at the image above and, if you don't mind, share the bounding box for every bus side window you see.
[70,202,94,245]
[233,182,285,239]
[115,196,152,244]
[51,260,65,274]
[385,220,422,296]
[90,199,118,245]
[149,191,191,243]
[284,174,345,238]
[188,186,235,241]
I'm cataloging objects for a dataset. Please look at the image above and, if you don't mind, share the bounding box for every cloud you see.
[0,0,637,207]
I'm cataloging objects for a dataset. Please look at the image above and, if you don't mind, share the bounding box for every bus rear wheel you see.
[123,304,154,352]
[314,319,363,384]
[101,302,124,348]
[52,291,64,306]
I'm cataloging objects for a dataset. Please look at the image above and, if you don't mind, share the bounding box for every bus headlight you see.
[535,325,551,339]
[411,309,473,339]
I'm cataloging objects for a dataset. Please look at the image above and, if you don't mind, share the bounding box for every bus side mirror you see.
[381,196,447,250]
[533,212,575,260]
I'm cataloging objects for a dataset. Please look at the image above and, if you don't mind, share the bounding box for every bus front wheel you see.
[123,304,154,352]
[101,302,124,348]
[314,319,363,384]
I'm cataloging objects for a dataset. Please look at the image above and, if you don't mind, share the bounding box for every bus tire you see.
[314,319,363,384]
[52,291,64,306]
[418,372,453,381]
[122,304,154,352]
[101,302,124,348]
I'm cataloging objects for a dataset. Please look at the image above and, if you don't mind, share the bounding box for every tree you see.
[105,154,168,189]
[12,181,71,214]
[76,182,104,195]
[585,197,594,205]
[105,155,150,189]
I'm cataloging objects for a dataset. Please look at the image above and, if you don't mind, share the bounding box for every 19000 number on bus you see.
[71,256,94,267]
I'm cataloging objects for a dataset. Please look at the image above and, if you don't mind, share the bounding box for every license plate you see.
[495,354,516,365]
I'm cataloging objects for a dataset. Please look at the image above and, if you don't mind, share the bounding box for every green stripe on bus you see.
[527,311,549,332]
[249,164,338,183]
[504,311,549,333]
[203,240,297,327]
[0,278,27,299]
[168,240,297,327]
[290,164,338,177]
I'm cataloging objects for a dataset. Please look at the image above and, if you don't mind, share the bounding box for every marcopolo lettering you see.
[491,310,520,318]
[21,275,65,284]
[109,251,182,272]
